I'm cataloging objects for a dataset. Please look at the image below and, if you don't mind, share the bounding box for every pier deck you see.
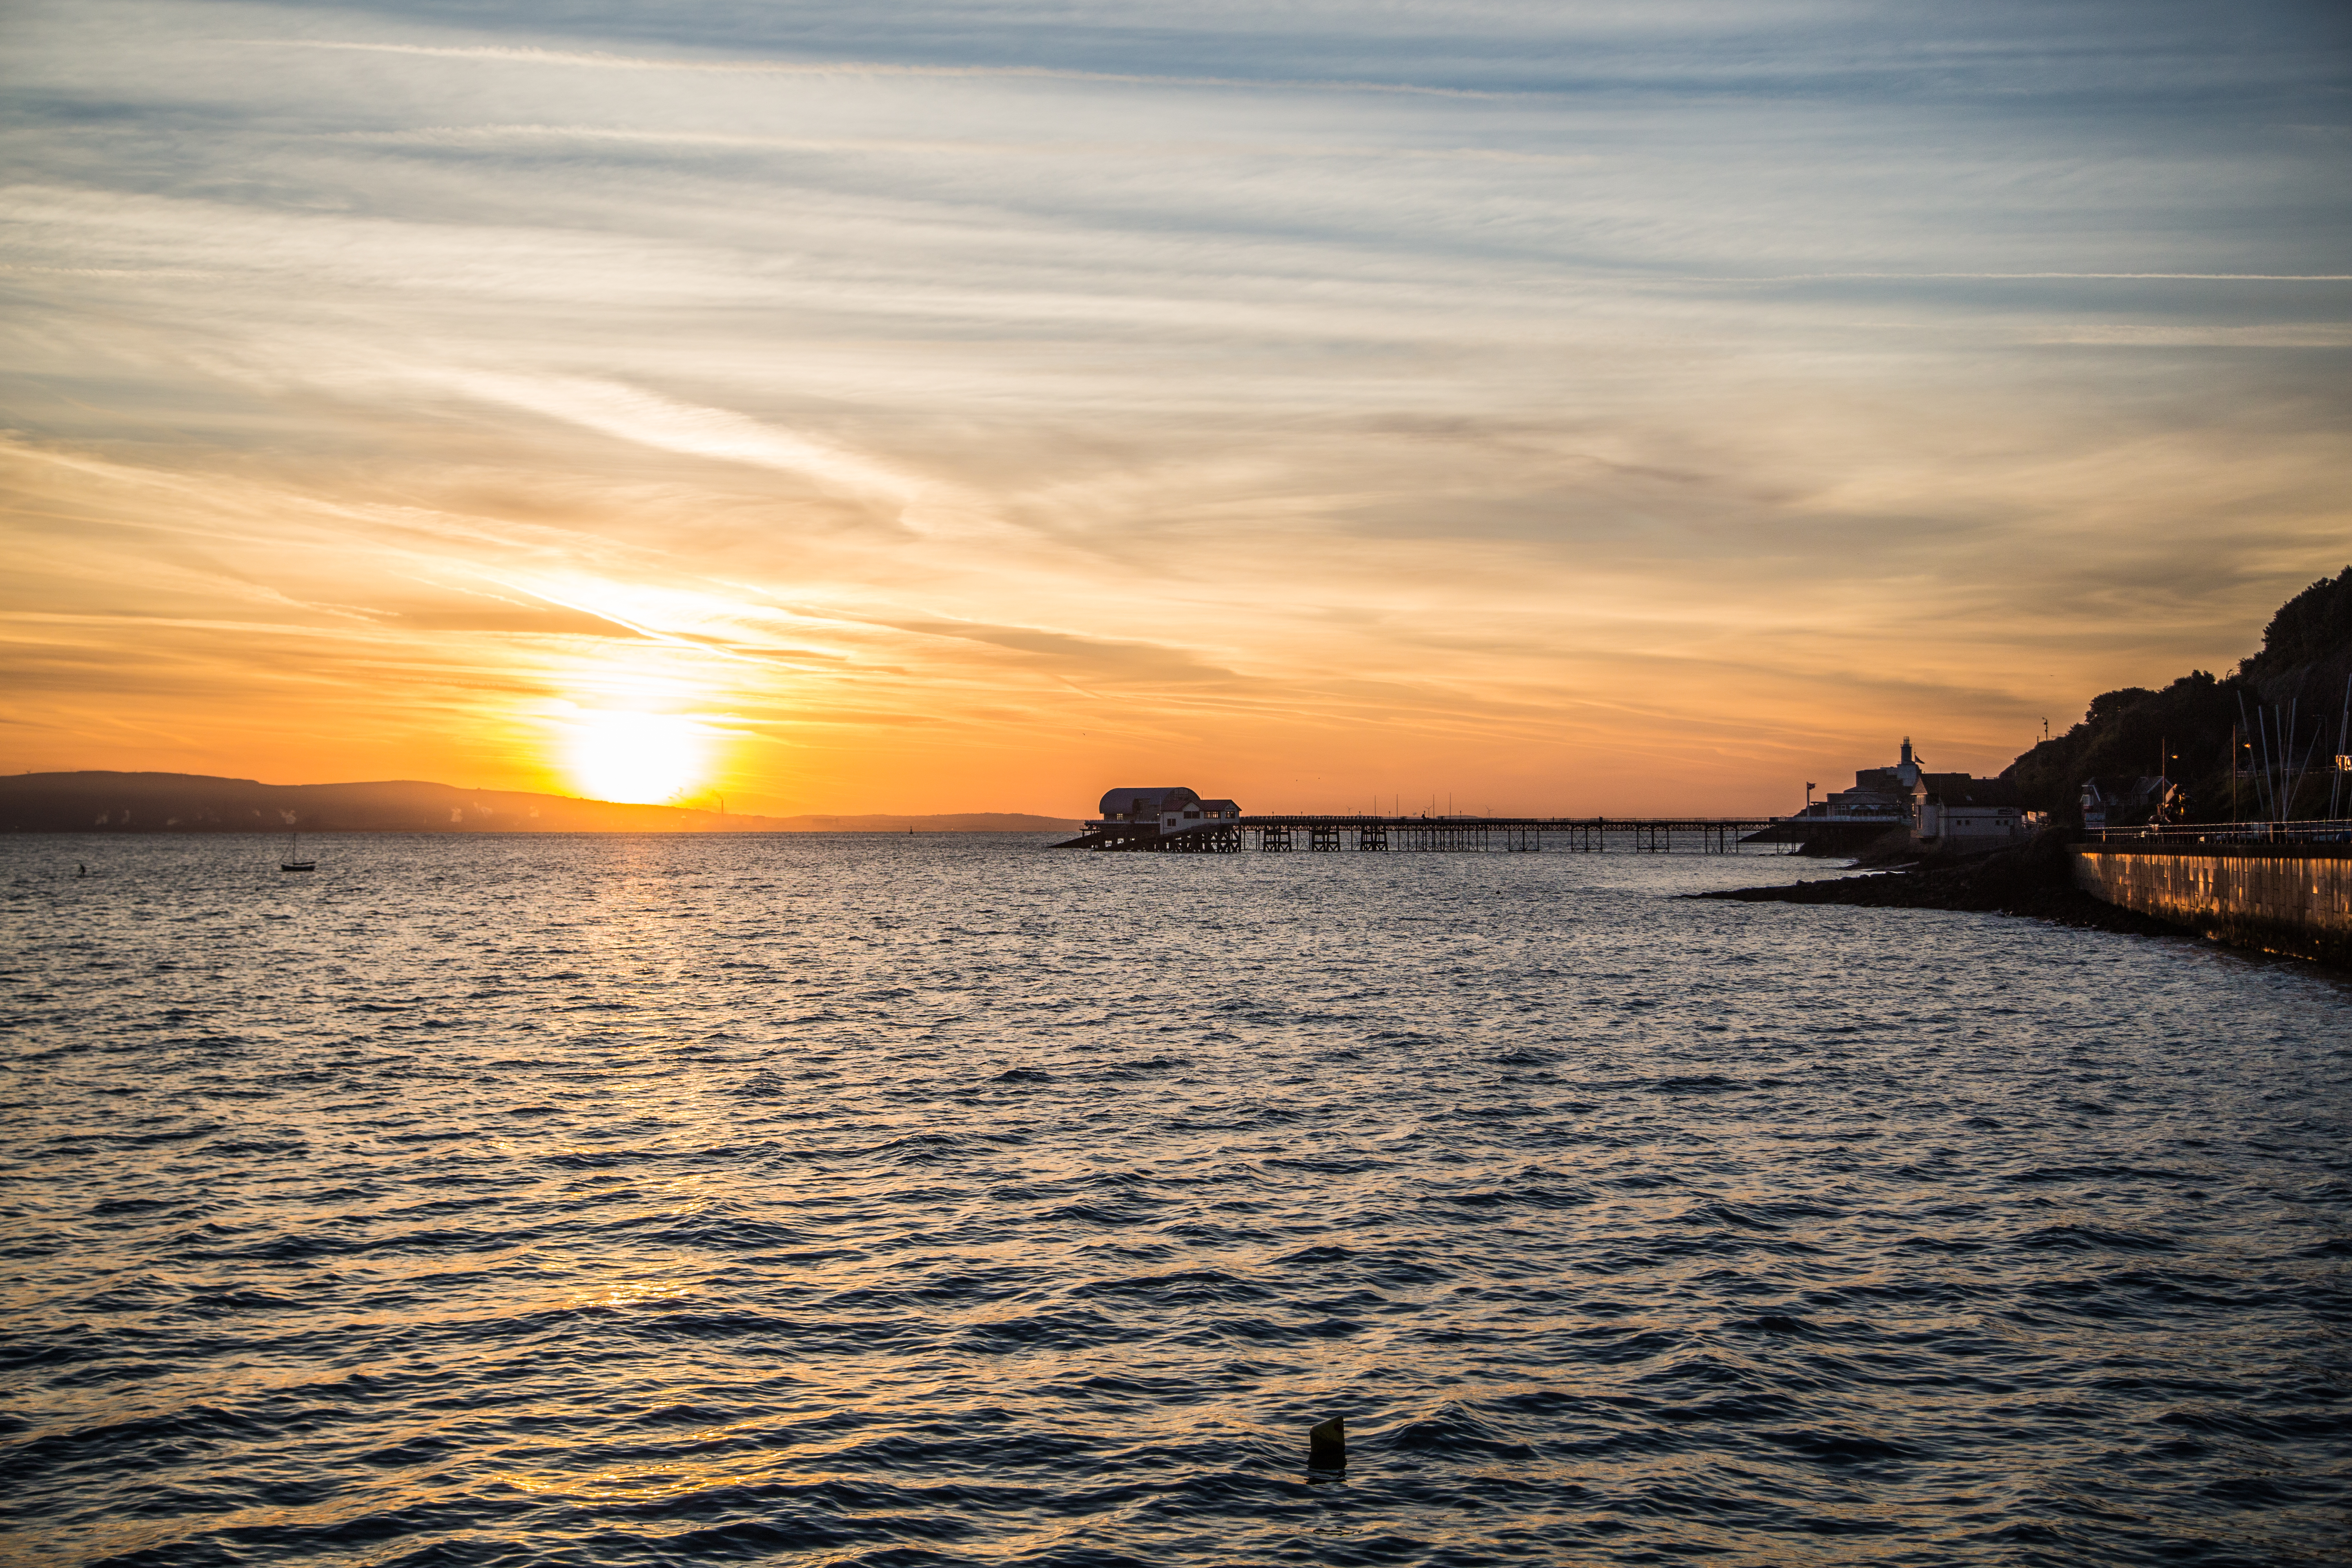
[1054,816,1783,853]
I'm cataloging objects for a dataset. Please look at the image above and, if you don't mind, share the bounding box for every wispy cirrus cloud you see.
[428,372,926,507]
[243,36,1515,98]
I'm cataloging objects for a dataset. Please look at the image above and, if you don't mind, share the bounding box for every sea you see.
[2,833,2348,1567]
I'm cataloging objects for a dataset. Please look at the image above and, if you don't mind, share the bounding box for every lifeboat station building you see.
[1085,786,1242,850]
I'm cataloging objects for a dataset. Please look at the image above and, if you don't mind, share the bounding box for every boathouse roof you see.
[1098,786,1200,817]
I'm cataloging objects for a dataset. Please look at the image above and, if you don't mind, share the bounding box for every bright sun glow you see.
[566,711,709,804]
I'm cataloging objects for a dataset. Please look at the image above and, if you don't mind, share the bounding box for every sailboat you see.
[280,832,315,873]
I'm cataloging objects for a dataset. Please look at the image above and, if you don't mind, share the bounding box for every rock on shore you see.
[1695,832,2195,940]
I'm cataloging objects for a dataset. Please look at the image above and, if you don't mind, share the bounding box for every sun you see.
[566,711,709,804]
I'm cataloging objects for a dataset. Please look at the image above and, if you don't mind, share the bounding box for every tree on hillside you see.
[2002,566,2352,826]
[2245,565,2352,698]
[2005,672,2238,824]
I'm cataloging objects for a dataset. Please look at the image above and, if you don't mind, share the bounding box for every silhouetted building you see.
[1791,738,2032,846]
[2078,776,2176,831]
[1799,738,1926,828]
[1090,787,1241,842]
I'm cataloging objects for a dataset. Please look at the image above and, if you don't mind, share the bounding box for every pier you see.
[1054,814,1780,853]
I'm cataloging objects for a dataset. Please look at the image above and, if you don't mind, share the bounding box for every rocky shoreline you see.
[1695,833,2196,940]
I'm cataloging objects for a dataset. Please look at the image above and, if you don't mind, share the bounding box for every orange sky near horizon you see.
[4,3,2348,817]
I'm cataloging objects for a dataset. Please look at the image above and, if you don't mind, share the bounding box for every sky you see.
[3,0,2348,815]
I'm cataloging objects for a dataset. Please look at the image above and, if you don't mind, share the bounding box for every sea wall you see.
[2071,844,2352,967]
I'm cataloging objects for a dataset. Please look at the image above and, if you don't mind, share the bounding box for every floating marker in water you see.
[1308,1415,1345,1469]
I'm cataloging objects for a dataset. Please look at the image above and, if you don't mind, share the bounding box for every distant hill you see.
[0,773,1082,835]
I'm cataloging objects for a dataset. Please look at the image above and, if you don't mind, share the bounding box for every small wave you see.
[1761,1427,1917,1464]
[2019,1223,2178,1252]
[1386,1403,1540,1461]
[1073,1270,1277,1307]
[1648,1074,1744,1093]
[2006,1163,2195,1183]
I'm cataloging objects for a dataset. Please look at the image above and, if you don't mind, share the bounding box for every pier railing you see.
[2086,819,2352,846]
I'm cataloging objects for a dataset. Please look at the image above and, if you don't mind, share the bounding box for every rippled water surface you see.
[3,833,2349,1567]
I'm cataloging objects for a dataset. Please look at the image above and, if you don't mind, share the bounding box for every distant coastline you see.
[0,772,1081,835]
